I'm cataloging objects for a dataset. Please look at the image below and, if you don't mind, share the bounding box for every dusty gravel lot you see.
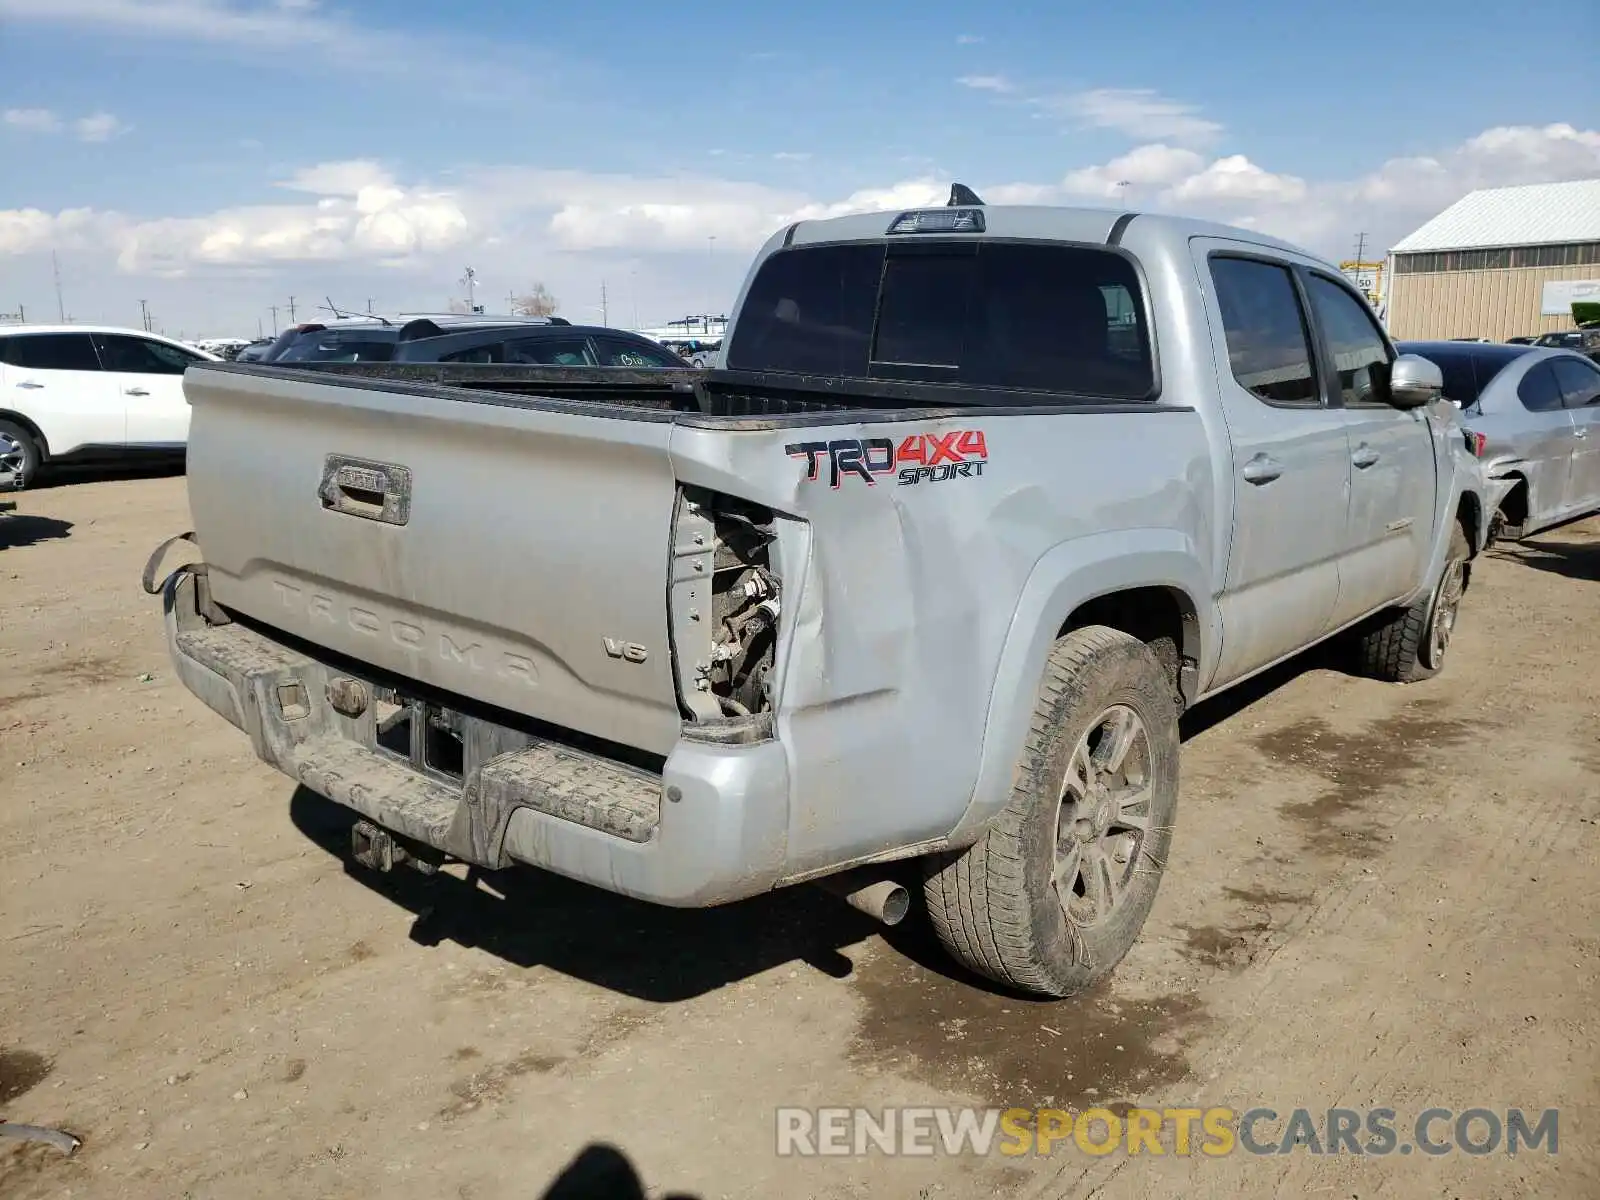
[2,471,1597,1200]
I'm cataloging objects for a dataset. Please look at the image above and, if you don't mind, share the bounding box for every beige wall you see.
[1385,262,1599,341]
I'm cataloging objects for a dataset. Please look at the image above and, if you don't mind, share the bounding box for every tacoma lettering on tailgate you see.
[785,431,988,489]
[269,579,540,685]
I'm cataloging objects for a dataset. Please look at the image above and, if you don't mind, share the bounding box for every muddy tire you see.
[0,420,40,490]
[923,626,1180,998]
[1354,524,1471,683]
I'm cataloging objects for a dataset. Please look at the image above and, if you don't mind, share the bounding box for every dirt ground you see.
[2,470,1597,1200]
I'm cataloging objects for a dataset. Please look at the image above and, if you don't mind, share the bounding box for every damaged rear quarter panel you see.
[670,406,1211,878]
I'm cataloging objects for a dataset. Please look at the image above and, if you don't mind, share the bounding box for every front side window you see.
[1305,275,1392,407]
[1516,362,1564,413]
[1552,356,1600,408]
[1,332,103,372]
[1208,256,1319,406]
[92,333,200,374]
[726,240,1155,400]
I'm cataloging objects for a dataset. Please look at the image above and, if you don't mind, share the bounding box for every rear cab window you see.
[725,240,1156,402]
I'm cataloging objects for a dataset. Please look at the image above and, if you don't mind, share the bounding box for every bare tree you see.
[511,283,559,318]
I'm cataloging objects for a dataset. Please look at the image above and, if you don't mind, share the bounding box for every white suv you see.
[0,324,219,488]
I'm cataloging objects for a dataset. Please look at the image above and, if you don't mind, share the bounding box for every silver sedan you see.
[1400,341,1600,541]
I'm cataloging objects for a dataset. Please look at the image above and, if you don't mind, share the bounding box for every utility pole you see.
[600,280,608,327]
[269,305,279,335]
[138,299,151,332]
[257,316,263,338]
[460,266,477,313]
[52,251,65,322]
[1353,232,1368,266]
[505,289,518,313]
[286,295,297,323]
[366,298,375,314]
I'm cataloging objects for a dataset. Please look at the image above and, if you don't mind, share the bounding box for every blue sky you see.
[2,0,1597,337]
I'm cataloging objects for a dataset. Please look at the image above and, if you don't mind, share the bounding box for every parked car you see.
[0,325,220,488]
[390,322,690,367]
[1533,328,1600,361]
[1402,339,1600,541]
[149,194,1487,999]
[1506,336,1539,346]
[261,315,572,365]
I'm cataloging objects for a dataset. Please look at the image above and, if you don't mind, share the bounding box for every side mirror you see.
[1387,354,1443,409]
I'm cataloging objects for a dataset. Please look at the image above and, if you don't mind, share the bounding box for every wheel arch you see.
[0,409,50,458]
[946,529,1215,847]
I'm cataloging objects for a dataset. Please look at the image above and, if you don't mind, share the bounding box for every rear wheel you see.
[1354,524,1471,682]
[923,626,1180,998]
[0,420,40,490]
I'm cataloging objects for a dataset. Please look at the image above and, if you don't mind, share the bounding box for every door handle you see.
[125,387,150,397]
[1241,454,1283,485]
[16,381,44,390]
[1352,444,1381,469]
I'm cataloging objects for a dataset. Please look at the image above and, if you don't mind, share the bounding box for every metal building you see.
[1384,178,1600,341]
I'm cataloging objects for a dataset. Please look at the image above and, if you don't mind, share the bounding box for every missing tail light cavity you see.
[671,487,781,725]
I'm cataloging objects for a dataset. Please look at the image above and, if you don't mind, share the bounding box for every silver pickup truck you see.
[147,193,1488,998]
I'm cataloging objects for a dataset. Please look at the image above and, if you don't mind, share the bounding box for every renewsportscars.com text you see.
[775,1106,1559,1158]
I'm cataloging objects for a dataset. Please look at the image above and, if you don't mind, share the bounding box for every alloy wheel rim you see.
[1052,704,1153,928]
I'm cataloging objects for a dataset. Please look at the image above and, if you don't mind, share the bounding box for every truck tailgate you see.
[184,365,683,755]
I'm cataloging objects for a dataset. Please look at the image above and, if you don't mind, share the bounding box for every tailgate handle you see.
[319,455,412,526]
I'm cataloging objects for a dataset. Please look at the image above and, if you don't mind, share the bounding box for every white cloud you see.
[1059,144,1208,198]
[1167,155,1306,204]
[1039,87,1223,145]
[955,34,983,44]
[3,124,1596,332]
[4,106,130,141]
[0,0,557,101]
[3,107,63,133]
[73,112,130,142]
[956,74,1015,94]
[772,151,812,162]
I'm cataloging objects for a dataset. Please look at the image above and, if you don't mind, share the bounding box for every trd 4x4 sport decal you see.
[785,431,989,489]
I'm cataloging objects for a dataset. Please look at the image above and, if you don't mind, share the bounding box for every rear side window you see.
[1552,356,1600,408]
[276,336,395,363]
[726,240,1155,400]
[503,336,596,366]
[1305,275,1392,406]
[0,332,102,372]
[1208,257,1319,406]
[92,333,198,374]
[1517,362,1564,412]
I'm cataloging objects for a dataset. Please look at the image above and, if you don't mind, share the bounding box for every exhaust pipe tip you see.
[816,874,911,926]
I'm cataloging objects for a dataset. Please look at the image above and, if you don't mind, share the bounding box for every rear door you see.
[1196,246,1349,689]
[0,331,123,451]
[1304,272,1437,624]
[1553,355,1600,513]
[91,333,200,446]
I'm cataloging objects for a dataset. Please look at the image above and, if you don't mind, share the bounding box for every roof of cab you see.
[783,204,1321,264]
